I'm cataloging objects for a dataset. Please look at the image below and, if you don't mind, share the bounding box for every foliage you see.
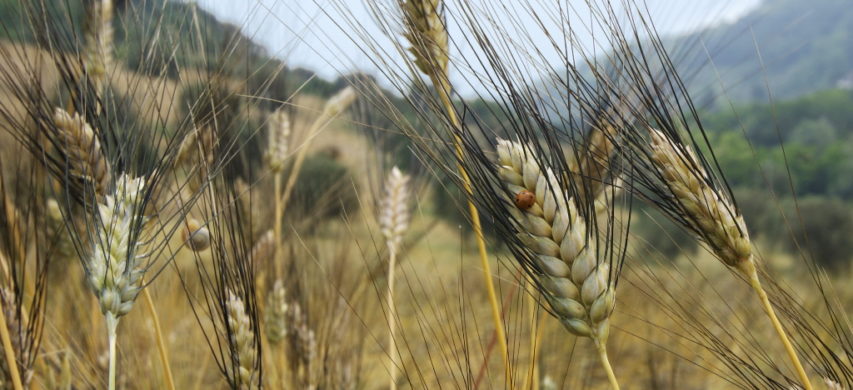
[288,154,359,223]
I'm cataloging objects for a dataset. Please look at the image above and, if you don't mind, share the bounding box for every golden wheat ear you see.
[497,138,620,389]
[647,128,813,390]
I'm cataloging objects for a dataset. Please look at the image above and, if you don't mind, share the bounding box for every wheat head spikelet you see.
[379,167,411,255]
[402,0,449,76]
[496,139,615,341]
[52,108,111,196]
[648,128,751,270]
[87,174,146,319]
[264,280,288,345]
[83,0,114,94]
[226,291,259,389]
[265,108,291,173]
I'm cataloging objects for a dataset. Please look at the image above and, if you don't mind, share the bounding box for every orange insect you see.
[514,190,536,209]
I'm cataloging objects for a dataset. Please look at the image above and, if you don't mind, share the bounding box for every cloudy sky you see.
[192,0,760,95]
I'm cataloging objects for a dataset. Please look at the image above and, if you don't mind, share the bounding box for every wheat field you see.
[0,0,849,389]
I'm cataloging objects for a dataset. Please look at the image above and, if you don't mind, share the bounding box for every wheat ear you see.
[83,0,114,95]
[53,108,111,196]
[379,167,411,390]
[264,279,288,386]
[401,0,512,381]
[227,291,259,389]
[648,128,813,390]
[86,174,147,390]
[497,139,619,390]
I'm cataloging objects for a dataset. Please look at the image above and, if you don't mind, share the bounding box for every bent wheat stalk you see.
[400,0,512,381]
[277,87,356,232]
[379,167,411,390]
[648,128,813,390]
[497,139,619,390]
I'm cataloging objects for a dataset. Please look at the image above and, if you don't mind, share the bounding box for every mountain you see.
[671,0,853,104]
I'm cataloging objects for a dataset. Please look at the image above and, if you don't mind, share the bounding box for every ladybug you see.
[514,190,536,209]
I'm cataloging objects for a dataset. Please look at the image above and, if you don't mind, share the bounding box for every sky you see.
[191,0,761,96]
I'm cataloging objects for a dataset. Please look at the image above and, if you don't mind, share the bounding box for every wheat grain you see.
[52,108,111,196]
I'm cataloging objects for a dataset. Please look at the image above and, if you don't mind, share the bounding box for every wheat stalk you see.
[276,86,358,252]
[52,108,111,196]
[497,139,619,389]
[378,166,410,390]
[648,128,813,390]
[226,291,259,390]
[0,289,26,390]
[400,1,512,381]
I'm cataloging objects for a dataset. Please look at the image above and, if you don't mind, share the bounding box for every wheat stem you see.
[521,287,541,390]
[273,173,283,277]
[142,288,176,390]
[595,339,620,390]
[387,248,400,390]
[742,261,813,390]
[0,293,23,390]
[106,312,118,390]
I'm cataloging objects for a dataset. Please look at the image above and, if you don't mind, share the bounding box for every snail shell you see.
[182,218,210,251]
